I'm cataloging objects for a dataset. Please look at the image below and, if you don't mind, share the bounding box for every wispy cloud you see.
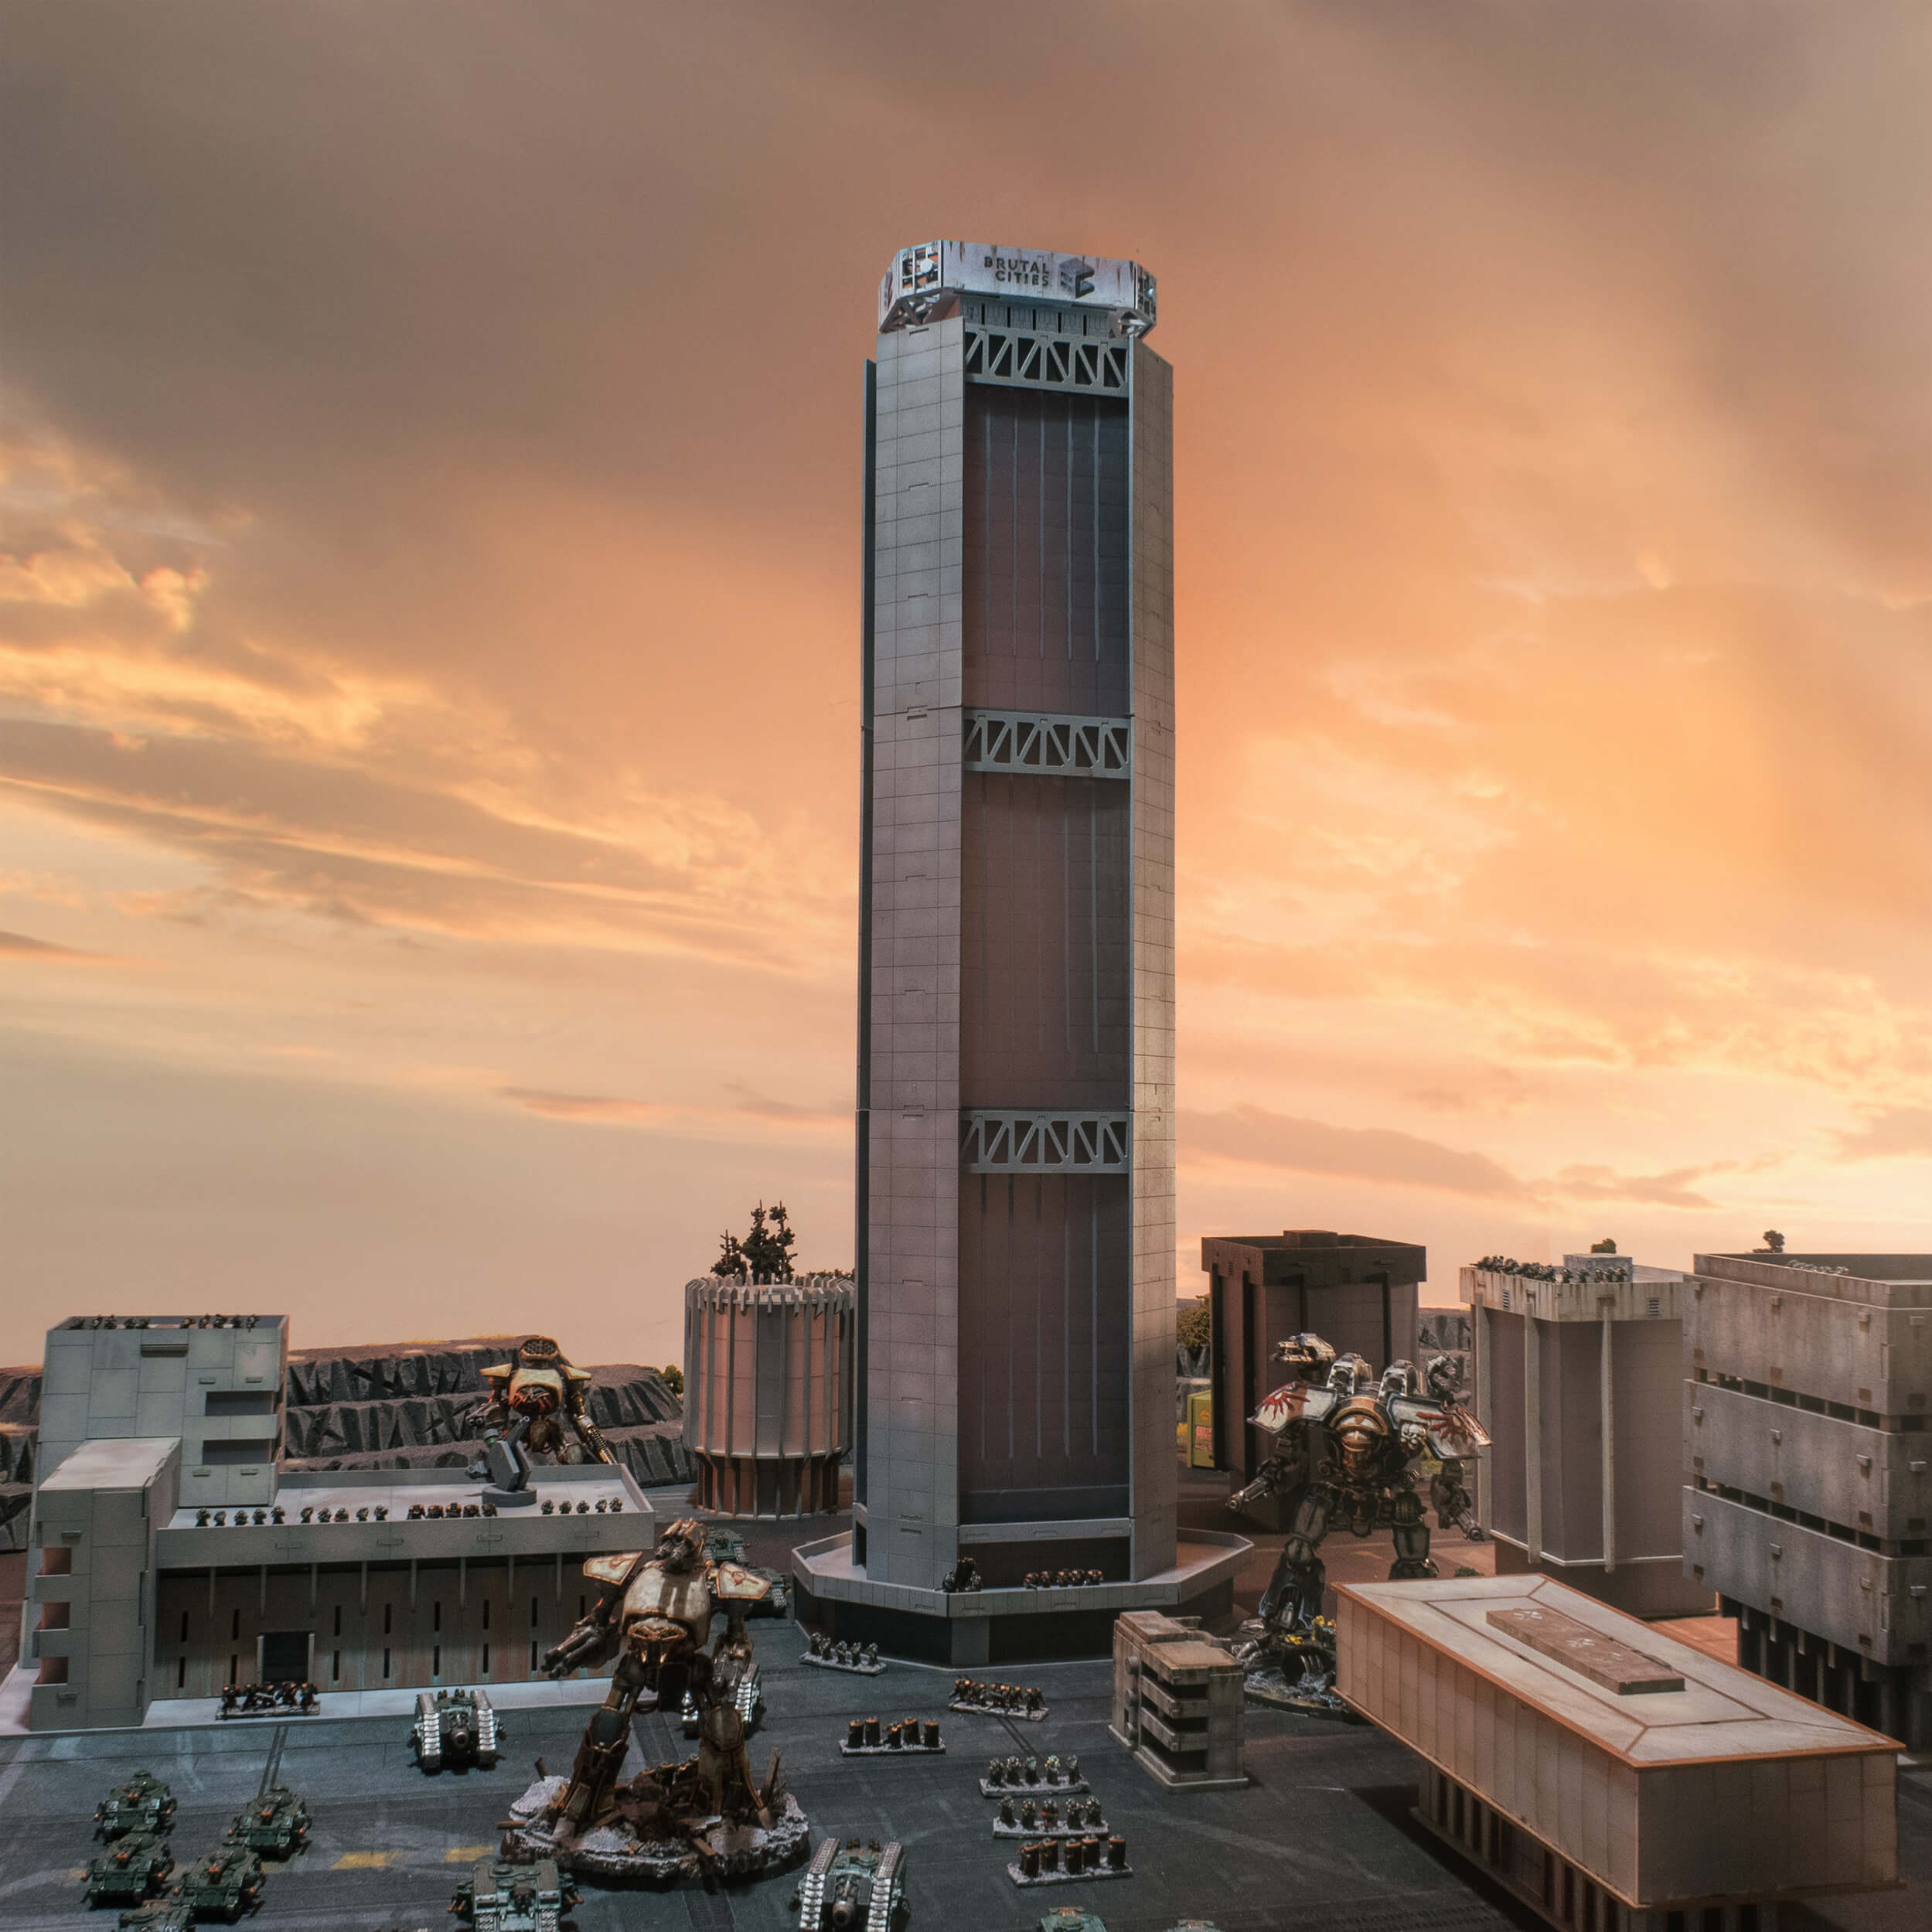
[496,1085,845,1141]
[1830,1107,1932,1163]
[0,927,104,961]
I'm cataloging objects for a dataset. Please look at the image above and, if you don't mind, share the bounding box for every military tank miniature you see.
[175,1844,265,1922]
[411,1688,500,1772]
[448,1856,578,1932]
[700,1528,789,1617]
[793,1836,906,1931]
[1032,1910,1109,1932]
[117,1902,193,1932]
[96,1774,177,1841]
[83,1831,174,1906]
[223,1787,310,1859]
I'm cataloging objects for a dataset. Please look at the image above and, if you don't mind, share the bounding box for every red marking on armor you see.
[1255,1384,1320,1431]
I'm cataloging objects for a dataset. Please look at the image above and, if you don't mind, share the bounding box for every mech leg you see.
[1259,1484,1331,1630]
[1388,1485,1438,1581]
[555,1651,649,1827]
[694,1696,760,1821]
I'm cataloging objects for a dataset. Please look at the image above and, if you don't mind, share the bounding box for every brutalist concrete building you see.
[1685,1250,1931,1746]
[19,1315,652,1731]
[795,240,1245,1660]
[1463,1254,1709,1620]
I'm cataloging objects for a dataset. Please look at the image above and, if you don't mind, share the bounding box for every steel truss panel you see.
[963,708,1130,779]
[959,1110,1131,1175]
[963,325,1130,397]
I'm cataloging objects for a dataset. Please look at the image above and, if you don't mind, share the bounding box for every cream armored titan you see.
[541,1518,771,1829]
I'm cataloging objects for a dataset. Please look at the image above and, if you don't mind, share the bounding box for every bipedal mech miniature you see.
[465,1336,613,1501]
[502,1518,806,1882]
[1233,1335,1487,1712]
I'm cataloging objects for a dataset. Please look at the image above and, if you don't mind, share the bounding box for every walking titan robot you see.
[1234,1334,1490,1637]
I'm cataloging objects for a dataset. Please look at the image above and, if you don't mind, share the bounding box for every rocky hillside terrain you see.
[0,1337,694,1549]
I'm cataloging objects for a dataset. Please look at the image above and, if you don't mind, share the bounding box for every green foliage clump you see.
[713,1201,798,1283]
[660,1363,684,1396]
[1177,1298,1211,1355]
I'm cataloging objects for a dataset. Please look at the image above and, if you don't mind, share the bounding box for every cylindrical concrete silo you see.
[682,1274,854,1517]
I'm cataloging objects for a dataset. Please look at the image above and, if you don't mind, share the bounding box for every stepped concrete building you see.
[13,1315,653,1732]
[1685,1249,1931,1747]
[792,240,1244,1661]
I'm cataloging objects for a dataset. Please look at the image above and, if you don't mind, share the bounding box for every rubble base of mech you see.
[1230,1333,1490,1720]
[498,1517,809,1886]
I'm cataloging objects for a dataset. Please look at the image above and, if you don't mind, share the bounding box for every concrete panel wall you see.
[1611,1320,1685,1563]
[152,1552,614,1699]
[1128,338,1177,1580]
[1482,1309,1528,1548]
[1686,1278,1931,1415]
[1542,1321,1605,1564]
[1634,1750,1895,1900]
[1686,1489,1932,1665]
[38,1321,287,1510]
[862,316,966,1590]
[1688,1381,1932,1532]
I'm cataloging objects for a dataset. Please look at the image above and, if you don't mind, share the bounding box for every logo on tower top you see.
[1060,257,1096,299]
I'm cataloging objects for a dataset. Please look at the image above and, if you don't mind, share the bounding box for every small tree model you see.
[1761,1229,1787,1254]
[711,1201,799,1284]
[1590,1238,1617,1255]
[1176,1299,1211,1356]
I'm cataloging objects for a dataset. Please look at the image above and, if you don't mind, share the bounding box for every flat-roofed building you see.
[1685,1249,1931,1748]
[28,1436,180,1730]
[37,1315,288,1511]
[1337,1573,1897,1932]
[13,1314,656,1731]
[1463,1254,1708,1619]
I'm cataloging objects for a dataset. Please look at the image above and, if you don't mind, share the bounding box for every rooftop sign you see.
[880,240,1155,334]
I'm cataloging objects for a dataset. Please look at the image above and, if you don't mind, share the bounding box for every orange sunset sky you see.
[2,3,1927,1371]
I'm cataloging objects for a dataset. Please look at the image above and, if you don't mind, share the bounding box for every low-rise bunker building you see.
[18,1315,654,1731]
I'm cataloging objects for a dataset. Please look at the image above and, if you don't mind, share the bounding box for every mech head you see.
[1273,1333,1337,1383]
[1424,1353,1463,1402]
[1378,1359,1419,1400]
[517,1334,564,1368]
[656,1517,706,1570]
[1326,1353,1372,1396]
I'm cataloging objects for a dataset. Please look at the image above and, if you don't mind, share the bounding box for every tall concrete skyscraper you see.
[792,244,1243,1659]
[819,240,1184,1644]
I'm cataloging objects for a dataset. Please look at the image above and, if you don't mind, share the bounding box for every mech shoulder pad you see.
[481,1363,513,1382]
[711,1561,774,1602]
[1252,1382,1338,1434]
[1389,1396,1491,1457]
[582,1552,642,1588]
